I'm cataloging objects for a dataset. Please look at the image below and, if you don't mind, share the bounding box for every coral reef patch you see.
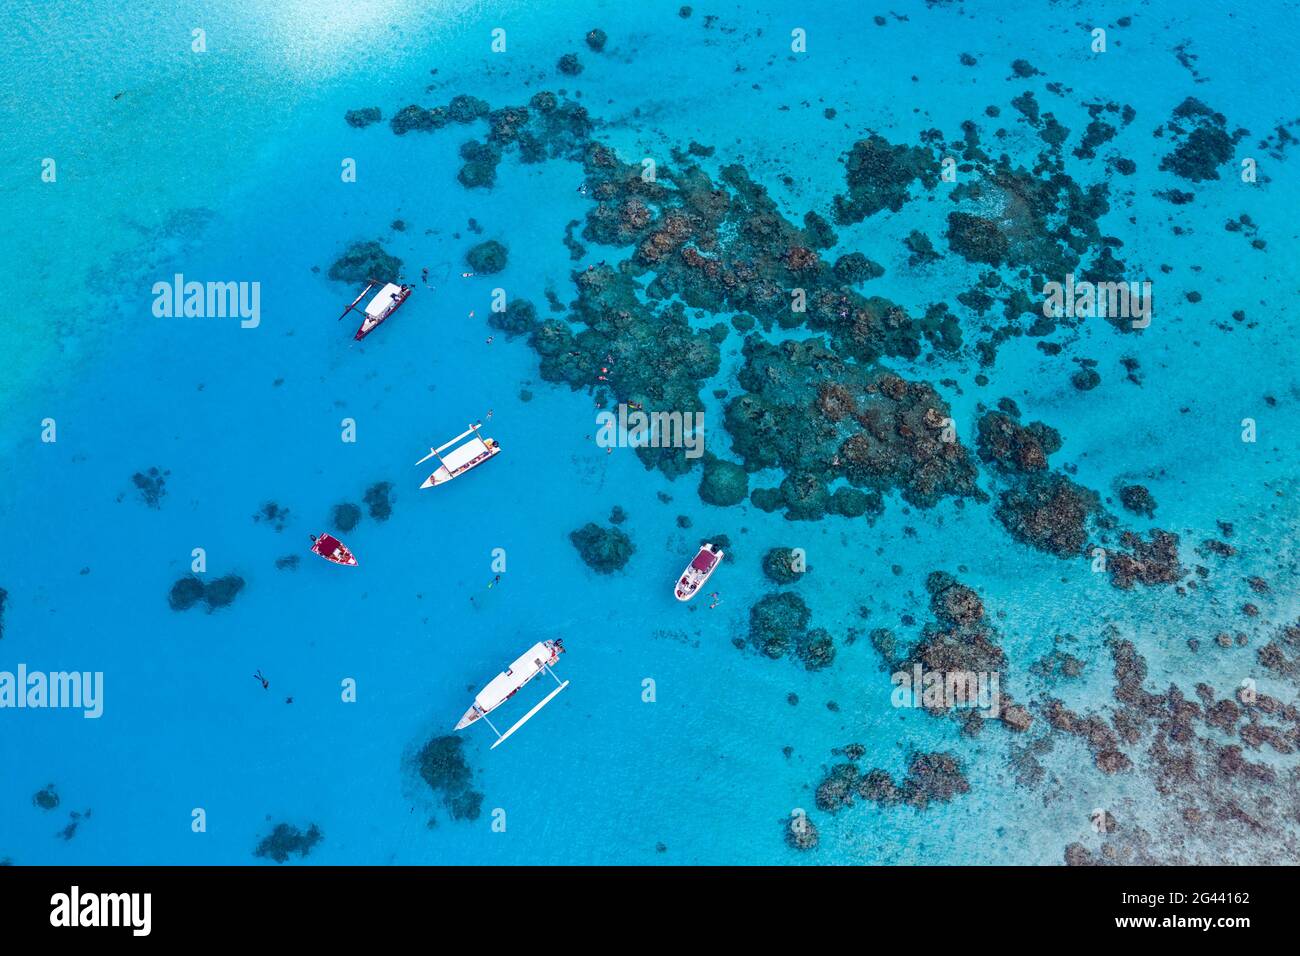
[253,822,323,863]
[569,522,634,573]
[416,735,484,822]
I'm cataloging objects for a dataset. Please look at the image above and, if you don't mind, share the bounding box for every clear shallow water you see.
[1,0,1297,865]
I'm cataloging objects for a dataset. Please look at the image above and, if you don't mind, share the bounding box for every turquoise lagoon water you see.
[1,0,1297,864]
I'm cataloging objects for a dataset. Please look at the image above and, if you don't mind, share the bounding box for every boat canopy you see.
[474,642,552,711]
[690,550,716,571]
[365,283,404,317]
[441,436,490,473]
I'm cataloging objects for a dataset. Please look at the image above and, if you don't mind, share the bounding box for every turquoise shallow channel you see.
[0,0,1297,865]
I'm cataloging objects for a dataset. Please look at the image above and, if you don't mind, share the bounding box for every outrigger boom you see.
[338,281,376,321]
[415,423,482,466]
[455,639,567,750]
[489,671,569,750]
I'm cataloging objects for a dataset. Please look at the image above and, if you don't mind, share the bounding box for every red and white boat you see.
[338,280,412,341]
[415,422,501,489]
[455,639,568,750]
[675,542,724,601]
[309,533,358,567]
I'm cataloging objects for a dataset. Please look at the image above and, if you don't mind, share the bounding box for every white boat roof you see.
[475,642,552,711]
[365,283,404,317]
[441,436,489,473]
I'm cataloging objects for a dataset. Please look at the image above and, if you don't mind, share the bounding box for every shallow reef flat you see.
[339,9,1298,863]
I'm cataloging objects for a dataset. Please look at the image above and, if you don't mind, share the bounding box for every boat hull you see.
[454,640,564,731]
[675,543,723,601]
[420,442,501,489]
[311,533,358,567]
[354,285,411,340]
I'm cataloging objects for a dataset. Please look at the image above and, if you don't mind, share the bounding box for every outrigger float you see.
[415,422,500,489]
[309,533,358,567]
[675,542,724,601]
[339,279,412,341]
[455,639,568,750]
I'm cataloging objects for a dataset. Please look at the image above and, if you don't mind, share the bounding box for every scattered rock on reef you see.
[832,134,937,224]
[333,502,362,532]
[33,785,59,811]
[927,570,985,628]
[417,734,484,821]
[202,574,246,611]
[557,53,583,75]
[1158,98,1241,182]
[466,240,508,274]
[749,592,811,659]
[698,456,748,506]
[344,106,382,128]
[254,822,323,863]
[829,486,883,519]
[363,482,394,521]
[585,29,607,52]
[1118,484,1157,518]
[328,241,402,285]
[976,405,1061,474]
[946,211,1009,266]
[818,751,969,813]
[832,251,885,284]
[569,522,634,573]
[488,298,538,338]
[532,265,718,478]
[274,555,300,571]
[167,576,205,612]
[1071,367,1101,391]
[132,467,169,508]
[457,140,502,188]
[896,752,971,808]
[253,501,290,531]
[762,548,809,584]
[1257,620,1300,679]
[995,473,1099,558]
[784,814,819,850]
[1108,530,1182,589]
[727,339,981,517]
[389,103,447,135]
[748,592,832,668]
[447,94,490,123]
[57,809,90,842]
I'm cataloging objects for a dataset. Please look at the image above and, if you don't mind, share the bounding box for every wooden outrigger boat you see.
[675,542,723,601]
[339,279,412,341]
[415,422,500,489]
[309,533,358,567]
[455,639,568,750]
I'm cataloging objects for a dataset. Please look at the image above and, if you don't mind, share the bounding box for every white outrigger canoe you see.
[415,422,501,489]
[339,280,412,341]
[455,639,568,750]
[675,542,724,601]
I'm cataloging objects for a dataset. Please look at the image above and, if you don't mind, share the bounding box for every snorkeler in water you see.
[253,670,269,689]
